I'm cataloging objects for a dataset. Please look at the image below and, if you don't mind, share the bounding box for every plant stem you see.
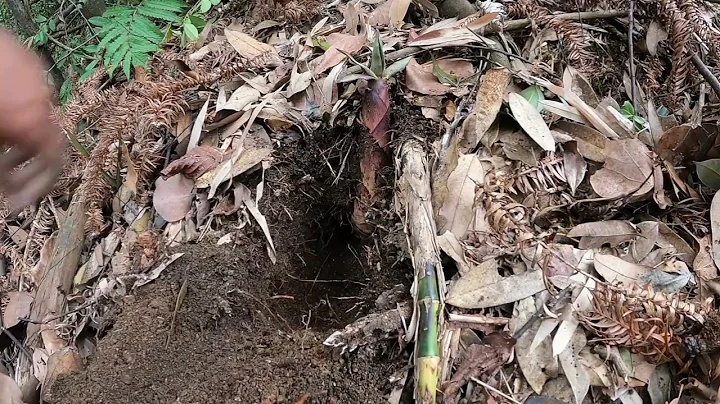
[417,262,441,402]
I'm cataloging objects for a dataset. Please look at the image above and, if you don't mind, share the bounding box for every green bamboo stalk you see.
[416,262,441,402]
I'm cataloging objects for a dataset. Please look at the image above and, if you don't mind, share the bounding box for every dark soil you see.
[51,102,437,404]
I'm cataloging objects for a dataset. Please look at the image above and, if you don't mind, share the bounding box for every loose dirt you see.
[51,104,436,403]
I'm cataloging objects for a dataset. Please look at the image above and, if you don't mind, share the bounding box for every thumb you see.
[0,373,24,404]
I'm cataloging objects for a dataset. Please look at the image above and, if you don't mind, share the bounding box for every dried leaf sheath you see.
[580,283,707,363]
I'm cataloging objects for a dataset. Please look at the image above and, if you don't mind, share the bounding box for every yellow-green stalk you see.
[415,262,440,403]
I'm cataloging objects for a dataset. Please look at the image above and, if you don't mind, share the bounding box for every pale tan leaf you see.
[174,111,193,141]
[437,231,470,275]
[0,373,24,404]
[3,291,33,328]
[567,220,637,249]
[562,66,599,108]
[553,316,580,356]
[405,58,475,95]
[594,253,651,287]
[643,98,663,147]
[509,93,555,151]
[438,154,483,240]
[224,27,280,65]
[313,33,366,74]
[153,174,194,222]
[121,142,138,195]
[221,85,261,112]
[563,142,586,196]
[711,191,720,271]
[646,20,668,57]
[557,329,589,404]
[530,318,559,353]
[133,252,185,289]
[694,235,716,280]
[286,64,313,98]
[460,67,510,151]
[542,82,619,139]
[29,232,57,285]
[595,97,636,139]
[541,100,589,124]
[511,297,557,394]
[589,138,654,199]
[188,97,211,151]
[554,121,607,163]
[446,267,545,309]
[236,183,277,264]
[196,147,272,189]
[216,233,233,245]
[389,0,411,29]
[368,0,392,25]
[408,13,498,48]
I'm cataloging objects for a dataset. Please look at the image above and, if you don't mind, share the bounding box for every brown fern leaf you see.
[581,282,708,363]
[23,199,55,268]
[660,0,693,108]
[678,0,720,58]
[639,55,665,96]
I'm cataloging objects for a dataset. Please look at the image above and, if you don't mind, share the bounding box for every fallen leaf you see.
[153,174,195,222]
[438,154,483,240]
[657,124,719,168]
[188,97,211,151]
[542,81,619,139]
[696,159,720,189]
[638,261,691,293]
[460,67,510,151]
[541,100,589,125]
[567,220,637,249]
[590,138,654,199]
[446,267,545,309]
[511,297,557,394]
[236,183,277,264]
[710,191,720,272]
[594,253,650,287]
[368,0,392,25]
[3,291,33,328]
[405,58,474,95]
[595,98,636,139]
[225,27,281,66]
[408,13,498,48]
[437,231,471,275]
[554,121,606,163]
[121,142,138,195]
[500,130,543,167]
[286,64,313,98]
[222,84,261,112]
[563,142,586,195]
[646,20,668,57]
[647,363,672,404]
[131,252,185,289]
[389,0,411,28]
[314,33,366,73]
[557,329,589,404]
[562,66,599,108]
[0,373,24,404]
[509,93,555,152]
[362,79,391,147]
[553,314,579,356]
[694,236,716,281]
[217,233,233,245]
[162,146,223,181]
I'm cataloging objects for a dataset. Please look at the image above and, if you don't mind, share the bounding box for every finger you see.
[4,157,48,191]
[7,164,58,214]
[0,146,30,174]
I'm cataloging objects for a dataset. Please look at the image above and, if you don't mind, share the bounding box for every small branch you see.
[628,1,636,107]
[47,33,74,52]
[690,52,720,100]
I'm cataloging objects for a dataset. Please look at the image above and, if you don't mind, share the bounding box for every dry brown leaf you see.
[511,297,556,394]
[643,98,663,147]
[509,93,555,151]
[286,64,313,98]
[594,253,650,287]
[162,146,223,181]
[563,142,586,196]
[314,33,366,74]
[438,154,483,240]
[695,236,716,280]
[121,142,138,195]
[389,0,411,29]
[0,374,24,404]
[562,66,599,108]
[554,121,606,163]
[405,58,475,95]
[567,220,637,249]
[408,13,498,48]
[541,100,589,124]
[222,85,261,112]
[657,124,719,169]
[153,174,195,222]
[542,82,619,139]
[437,231,470,275]
[368,0,392,25]
[460,67,510,151]
[558,329,589,404]
[711,191,720,272]
[589,138,654,199]
[236,183,277,264]
[500,130,543,167]
[3,291,33,328]
[225,27,281,66]
[188,97,210,151]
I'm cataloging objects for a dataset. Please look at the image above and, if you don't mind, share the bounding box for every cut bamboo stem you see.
[397,140,444,404]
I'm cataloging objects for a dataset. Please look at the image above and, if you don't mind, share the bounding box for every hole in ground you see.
[271,211,369,330]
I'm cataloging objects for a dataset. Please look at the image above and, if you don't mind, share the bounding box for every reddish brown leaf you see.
[153,174,195,222]
[361,79,391,148]
[313,33,366,74]
[161,146,224,181]
[405,58,474,95]
[657,123,720,169]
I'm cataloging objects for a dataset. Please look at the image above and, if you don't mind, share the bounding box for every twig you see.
[165,278,188,349]
[448,313,509,325]
[470,377,522,404]
[0,327,32,361]
[628,0,636,108]
[690,52,720,100]
[46,32,74,52]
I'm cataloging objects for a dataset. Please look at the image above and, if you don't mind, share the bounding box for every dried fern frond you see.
[23,199,55,268]
[581,282,708,363]
[660,0,694,108]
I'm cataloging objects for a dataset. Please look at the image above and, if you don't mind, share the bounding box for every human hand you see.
[0,29,65,213]
[0,373,25,404]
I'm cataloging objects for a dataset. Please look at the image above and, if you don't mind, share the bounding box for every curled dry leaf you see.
[594,253,650,287]
[121,142,138,195]
[405,58,474,95]
[590,138,654,199]
[162,145,223,181]
[563,142,586,196]
[3,291,33,328]
[408,12,498,48]
[438,153,483,240]
[567,220,637,249]
[225,27,281,66]
[509,93,555,152]
[460,67,511,151]
[314,33,366,73]
[153,174,195,222]
[562,66,599,108]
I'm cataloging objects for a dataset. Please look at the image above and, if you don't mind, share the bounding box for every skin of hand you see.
[0,373,25,404]
[0,29,65,213]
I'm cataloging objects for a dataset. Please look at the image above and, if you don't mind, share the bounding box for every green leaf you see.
[520,85,545,112]
[383,56,410,79]
[621,100,635,117]
[312,38,331,50]
[80,59,99,82]
[105,33,127,62]
[132,51,150,67]
[89,16,110,26]
[199,0,212,13]
[97,25,126,49]
[108,43,130,75]
[123,51,133,78]
[146,0,188,11]
[696,159,720,189]
[132,15,165,43]
[432,60,457,86]
[33,31,48,46]
[103,5,134,17]
[137,5,180,21]
[188,14,206,28]
[34,15,47,23]
[59,79,73,105]
[657,106,670,117]
[183,21,199,40]
[210,0,221,5]
[129,35,160,53]
[370,34,385,78]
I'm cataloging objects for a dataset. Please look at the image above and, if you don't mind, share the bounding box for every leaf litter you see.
[8,0,720,403]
